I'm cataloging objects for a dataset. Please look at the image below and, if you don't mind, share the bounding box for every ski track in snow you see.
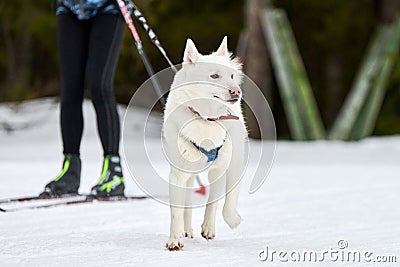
[0,98,399,266]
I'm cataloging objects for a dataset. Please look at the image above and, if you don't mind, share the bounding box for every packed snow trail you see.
[0,99,399,266]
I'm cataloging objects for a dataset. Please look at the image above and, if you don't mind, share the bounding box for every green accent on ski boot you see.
[99,177,125,193]
[54,154,72,182]
[98,156,110,184]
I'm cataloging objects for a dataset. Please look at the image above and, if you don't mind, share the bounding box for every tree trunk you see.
[3,18,18,93]
[376,0,400,24]
[324,53,344,128]
[2,1,33,100]
[243,0,272,139]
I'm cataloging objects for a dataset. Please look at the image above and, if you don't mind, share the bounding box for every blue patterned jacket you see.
[56,0,132,20]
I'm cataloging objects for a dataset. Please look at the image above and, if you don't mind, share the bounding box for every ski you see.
[0,193,81,204]
[0,195,148,213]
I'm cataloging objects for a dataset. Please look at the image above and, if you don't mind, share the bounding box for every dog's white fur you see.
[163,37,247,250]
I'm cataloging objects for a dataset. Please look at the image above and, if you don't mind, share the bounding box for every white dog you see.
[163,37,247,250]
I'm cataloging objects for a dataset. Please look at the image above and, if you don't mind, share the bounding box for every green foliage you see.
[114,0,244,104]
[375,76,400,135]
[375,114,400,135]
[274,0,400,136]
[0,0,58,100]
[275,0,376,100]
[1,0,399,136]
[0,0,243,103]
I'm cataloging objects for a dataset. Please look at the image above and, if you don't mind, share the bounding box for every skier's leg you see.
[41,13,88,196]
[58,13,87,155]
[86,14,125,196]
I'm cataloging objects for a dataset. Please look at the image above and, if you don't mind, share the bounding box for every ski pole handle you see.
[116,0,141,45]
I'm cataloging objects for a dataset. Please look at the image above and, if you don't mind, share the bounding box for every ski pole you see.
[127,0,178,73]
[116,0,206,194]
[116,0,166,106]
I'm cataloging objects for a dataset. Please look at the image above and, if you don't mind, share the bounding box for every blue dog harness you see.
[187,106,240,163]
[191,141,223,162]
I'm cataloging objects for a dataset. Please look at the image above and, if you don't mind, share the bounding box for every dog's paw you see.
[201,222,215,240]
[166,238,184,251]
[222,210,241,229]
[184,229,194,239]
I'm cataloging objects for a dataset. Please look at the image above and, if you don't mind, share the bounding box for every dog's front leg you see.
[222,177,241,229]
[223,132,246,229]
[166,168,190,250]
[184,175,195,238]
[201,169,225,240]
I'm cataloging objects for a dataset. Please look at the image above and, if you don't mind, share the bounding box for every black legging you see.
[57,13,124,156]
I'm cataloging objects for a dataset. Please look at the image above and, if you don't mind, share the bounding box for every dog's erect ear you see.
[183,39,199,64]
[215,36,229,57]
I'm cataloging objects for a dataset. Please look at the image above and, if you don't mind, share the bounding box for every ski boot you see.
[40,154,81,197]
[91,155,125,197]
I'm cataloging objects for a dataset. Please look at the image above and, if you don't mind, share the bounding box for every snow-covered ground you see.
[0,98,399,266]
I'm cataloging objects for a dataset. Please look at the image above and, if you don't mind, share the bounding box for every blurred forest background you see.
[1,0,400,138]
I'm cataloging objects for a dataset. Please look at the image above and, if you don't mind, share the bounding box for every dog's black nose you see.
[229,88,241,97]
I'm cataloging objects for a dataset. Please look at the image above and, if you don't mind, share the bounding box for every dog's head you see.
[177,36,243,105]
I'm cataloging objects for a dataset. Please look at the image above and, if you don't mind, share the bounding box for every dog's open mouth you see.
[214,95,239,104]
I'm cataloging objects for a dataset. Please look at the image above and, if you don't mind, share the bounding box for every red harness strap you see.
[188,106,239,121]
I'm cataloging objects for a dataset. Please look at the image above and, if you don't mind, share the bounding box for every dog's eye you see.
[210,74,220,79]
[231,74,234,79]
